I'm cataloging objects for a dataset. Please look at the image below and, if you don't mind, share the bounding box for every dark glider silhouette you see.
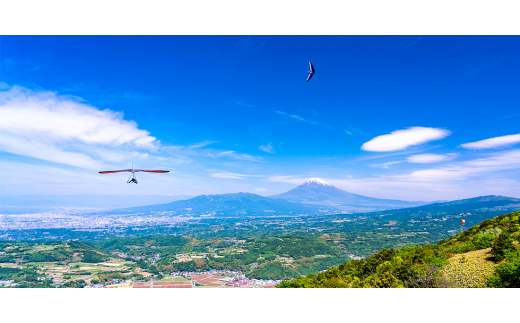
[306,61,315,82]
[99,164,169,184]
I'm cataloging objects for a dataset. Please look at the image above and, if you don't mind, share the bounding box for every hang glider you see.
[99,164,169,184]
[99,170,170,174]
[306,61,315,82]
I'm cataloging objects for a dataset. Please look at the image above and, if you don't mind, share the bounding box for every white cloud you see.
[210,172,265,180]
[406,153,451,164]
[396,149,520,182]
[259,143,275,154]
[275,110,328,127]
[0,85,158,169]
[370,161,402,169]
[461,134,520,150]
[361,127,451,152]
[264,150,520,201]
[186,141,217,149]
[264,175,313,185]
[204,150,261,162]
[0,86,157,147]
[210,172,248,179]
[254,188,267,192]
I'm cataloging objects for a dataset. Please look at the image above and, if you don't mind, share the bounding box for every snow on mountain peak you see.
[303,178,331,186]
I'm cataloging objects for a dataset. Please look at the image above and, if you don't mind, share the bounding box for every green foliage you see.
[487,251,520,288]
[490,232,516,262]
[0,267,23,280]
[83,250,104,263]
[478,227,502,237]
[0,255,16,263]
[473,233,494,249]
[249,261,298,280]
[25,252,56,263]
[278,210,520,288]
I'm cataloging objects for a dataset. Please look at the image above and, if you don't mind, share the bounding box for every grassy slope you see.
[277,210,520,288]
[440,248,496,288]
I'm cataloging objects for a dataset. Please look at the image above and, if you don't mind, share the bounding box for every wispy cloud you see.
[255,39,268,53]
[396,149,520,182]
[392,36,425,51]
[406,153,454,164]
[210,171,265,180]
[235,36,268,54]
[344,125,367,136]
[403,35,424,49]
[235,36,255,51]
[187,141,217,149]
[264,175,313,185]
[259,143,275,154]
[275,110,331,128]
[496,114,520,121]
[462,59,503,77]
[205,150,261,162]
[370,161,403,169]
[461,134,520,150]
[361,127,451,152]
[210,172,249,179]
[229,100,255,108]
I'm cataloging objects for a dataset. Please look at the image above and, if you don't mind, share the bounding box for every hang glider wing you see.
[306,61,315,82]
[99,169,133,174]
[99,169,169,174]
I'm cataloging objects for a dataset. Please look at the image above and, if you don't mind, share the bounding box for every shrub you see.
[474,233,494,249]
[487,251,520,288]
[478,227,502,237]
[509,224,520,233]
[491,232,516,262]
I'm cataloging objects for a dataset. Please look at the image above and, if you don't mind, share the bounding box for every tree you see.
[406,265,439,288]
[488,251,520,288]
[490,232,516,262]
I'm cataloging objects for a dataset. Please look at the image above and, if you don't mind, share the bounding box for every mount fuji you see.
[270,178,430,212]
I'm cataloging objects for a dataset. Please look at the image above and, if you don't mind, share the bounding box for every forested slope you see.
[277,210,520,288]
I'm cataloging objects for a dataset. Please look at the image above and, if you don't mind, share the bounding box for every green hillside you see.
[277,210,520,288]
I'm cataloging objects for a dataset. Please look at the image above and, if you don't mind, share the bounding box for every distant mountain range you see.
[108,178,434,216]
[6,179,519,221]
[109,192,335,217]
[270,178,431,212]
[362,195,520,221]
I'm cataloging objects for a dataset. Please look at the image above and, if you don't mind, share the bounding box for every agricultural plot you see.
[133,281,192,288]
[187,274,227,286]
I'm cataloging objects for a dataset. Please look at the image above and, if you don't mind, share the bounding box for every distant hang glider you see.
[99,164,169,184]
[306,61,315,82]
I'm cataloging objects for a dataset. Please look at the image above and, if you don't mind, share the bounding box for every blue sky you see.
[1,35,520,200]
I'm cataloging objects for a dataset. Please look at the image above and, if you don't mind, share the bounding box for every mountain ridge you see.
[107,192,337,217]
[270,178,430,212]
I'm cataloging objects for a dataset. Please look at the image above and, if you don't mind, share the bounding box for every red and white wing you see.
[133,170,170,173]
[99,169,134,174]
